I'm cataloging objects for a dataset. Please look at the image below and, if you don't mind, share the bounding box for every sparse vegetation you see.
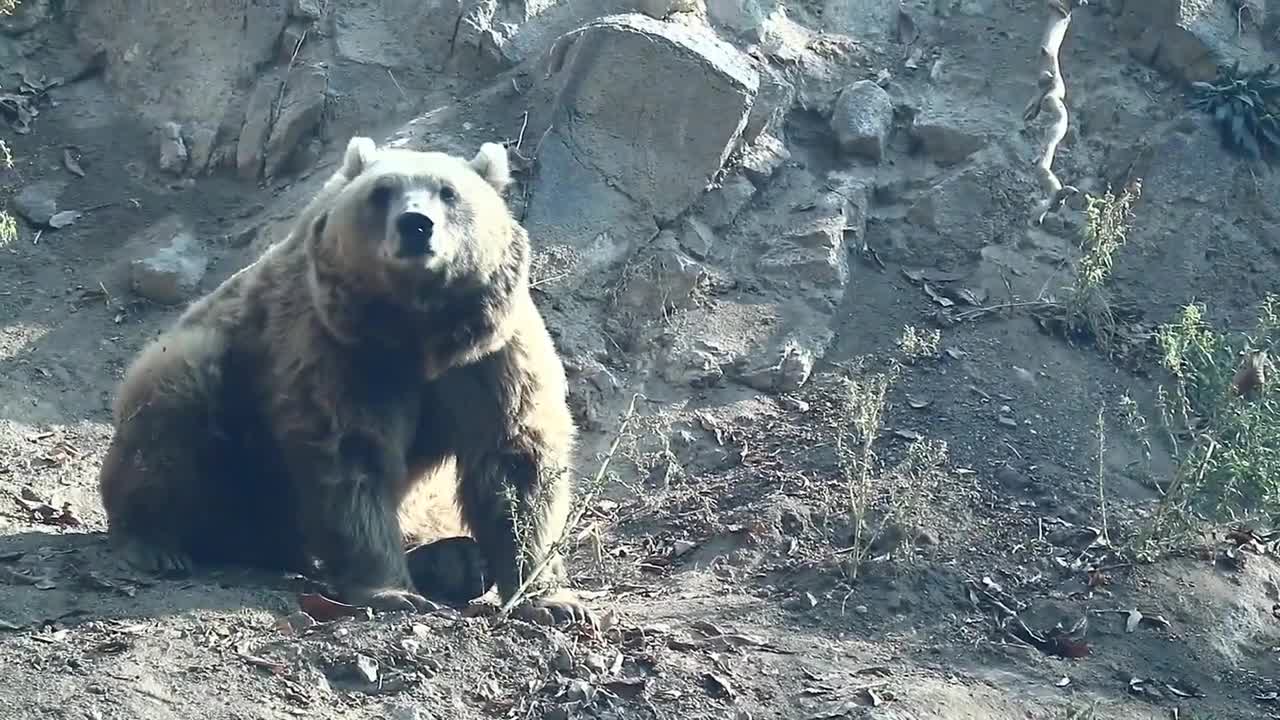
[0,0,18,15]
[1063,179,1142,349]
[1144,296,1280,546]
[897,324,941,363]
[0,140,15,247]
[830,357,947,580]
[1190,60,1280,162]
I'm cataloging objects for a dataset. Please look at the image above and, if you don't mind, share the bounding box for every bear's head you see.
[308,135,527,312]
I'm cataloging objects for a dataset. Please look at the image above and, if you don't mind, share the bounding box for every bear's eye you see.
[439,185,457,203]
[369,184,394,209]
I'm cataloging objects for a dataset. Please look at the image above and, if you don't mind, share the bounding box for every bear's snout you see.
[395,211,435,258]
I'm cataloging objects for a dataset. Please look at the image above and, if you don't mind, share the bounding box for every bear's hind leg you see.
[98,327,234,575]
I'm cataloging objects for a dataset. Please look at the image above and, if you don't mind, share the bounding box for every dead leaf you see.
[47,210,82,229]
[922,283,955,307]
[892,429,923,441]
[62,148,85,177]
[903,268,964,284]
[298,592,369,622]
[907,395,932,409]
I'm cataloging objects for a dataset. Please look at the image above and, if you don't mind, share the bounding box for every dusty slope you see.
[2,1,1280,718]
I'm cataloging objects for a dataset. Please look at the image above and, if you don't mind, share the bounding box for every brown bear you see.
[96,135,590,625]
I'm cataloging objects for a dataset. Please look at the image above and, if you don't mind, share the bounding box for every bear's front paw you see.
[512,588,596,629]
[345,586,442,614]
[115,535,193,577]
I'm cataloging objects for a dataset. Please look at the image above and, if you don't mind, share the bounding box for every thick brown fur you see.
[97,136,588,623]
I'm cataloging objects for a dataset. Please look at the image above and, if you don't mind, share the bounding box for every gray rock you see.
[660,348,724,388]
[679,216,717,260]
[734,337,820,393]
[237,73,283,182]
[614,232,709,316]
[11,181,62,226]
[698,173,757,230]
[129,216,208,305]
[822,0,897,38]
[1119,0,1266,84]
[264,67,328,179]
[278,20,310,64]
[742,64,796,144]
[158,122,189,175]
[831,80,894,162]
[906,163,1008,249]
[706,0,771,32]
[290,0,322,21]
[333,0,466,70]
[738,133,790,185]
[753,169,867,292]
[185,126,218,176]
[910,97,991,165]
[538,14,759,223]
[755,185,855,289]
[639,0,701,19]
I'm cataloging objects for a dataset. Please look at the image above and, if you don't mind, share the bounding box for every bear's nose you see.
[395,212,434,257]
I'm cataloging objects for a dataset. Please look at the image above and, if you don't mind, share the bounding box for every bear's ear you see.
[469,142,511,193]
[312,211,329,238]
[340,136,378,179]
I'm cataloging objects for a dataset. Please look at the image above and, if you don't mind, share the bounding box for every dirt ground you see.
[3,1,1280,719]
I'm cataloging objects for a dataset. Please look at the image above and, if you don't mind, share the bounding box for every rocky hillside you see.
[2,1,1280,718]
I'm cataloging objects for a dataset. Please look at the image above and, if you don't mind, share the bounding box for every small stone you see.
[738,132,790,186]
[831,80,894,162]
[290,0,322,20]
[778,396,809,412]
[787,591,818,610]
[353,654,379,684]
[583,653,610,676]
[158,122,189,175]
[910,105,989,165]
[672,539,698,557]
[698,172,756,229]
[854,604,869,615]
[129,216,209,305]
[11,181,61,226]
[997,415,1017,428]
[736,338,819,393]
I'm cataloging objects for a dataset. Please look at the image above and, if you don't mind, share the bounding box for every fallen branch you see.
[1023,0,1087,225]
